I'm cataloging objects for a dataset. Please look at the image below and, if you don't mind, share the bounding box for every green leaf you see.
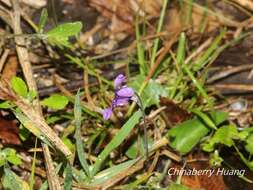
[38,181,48,190]
[91,110,142,177]
[11,77,28,97]
[125,136,147,159]
[202,125,248,152]
[19,125,30,141]
[191,109,217,130]
[125,141,139,159]
[26,90,37,101]
[6,154,22,166]
[62,137,75,153]
[41,94,69,110]
[241,126,253,133]
[2,148,22,166]
[0,158,5,167]
[190,109,228,131]
[167,118,210,155]
[74,90,90,178]
[0,101,14,109]
[46,115,61,124]
[0,149,6,167]
[38,8,48,33]
[46,22,82,37]
[130,74,167,108]
[45,22,82,47]
[209,111,228,126]
[245,133,253,155]
[3,167,29,190]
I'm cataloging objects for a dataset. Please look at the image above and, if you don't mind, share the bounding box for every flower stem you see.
[134,92,148,158]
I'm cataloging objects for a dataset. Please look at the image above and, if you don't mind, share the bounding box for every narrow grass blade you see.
[150,0,169,66]
[122,173,151,190]
[29,138,38,189]
[202,32,249,72]
[74,90,90,178]
[91,110,142,177]
[67,96,97,118]
[193,29,226,71]
[182,64,213,107]
[176,32,186,65]
[136,19,146,75]
[198,4,208,33]
[38,8,48,33]
[170,32,186,99]
[64,163,72,190]
[185,0,194,25]
[91,158,138,186]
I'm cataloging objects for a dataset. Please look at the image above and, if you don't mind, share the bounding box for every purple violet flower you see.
[103,74,135,120]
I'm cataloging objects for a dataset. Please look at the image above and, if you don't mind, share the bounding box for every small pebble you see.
[230,100,247,111]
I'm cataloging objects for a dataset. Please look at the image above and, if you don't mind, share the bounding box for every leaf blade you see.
[91,110,142,177]
[74,90,90,178]
[11,77,28,98]
[41,94,69,110]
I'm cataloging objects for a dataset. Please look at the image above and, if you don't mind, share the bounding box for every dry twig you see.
[207,64,253,84]
[9,0,68,189]
[0,49,10,72]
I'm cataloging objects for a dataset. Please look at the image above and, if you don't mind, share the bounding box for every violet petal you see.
[114,74,126,89]
[103,107,113,120]
[116,87,134,97]
[113,97,129,107]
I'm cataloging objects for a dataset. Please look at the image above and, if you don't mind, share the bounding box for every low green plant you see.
[0,148,22,167]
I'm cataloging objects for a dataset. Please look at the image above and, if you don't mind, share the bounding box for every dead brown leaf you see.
[181,166,228,190]
[2,55,18,81]
[160,97,191,125]
[88,0,162,33]
[0,116,20,145]
[169,153,228,190]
